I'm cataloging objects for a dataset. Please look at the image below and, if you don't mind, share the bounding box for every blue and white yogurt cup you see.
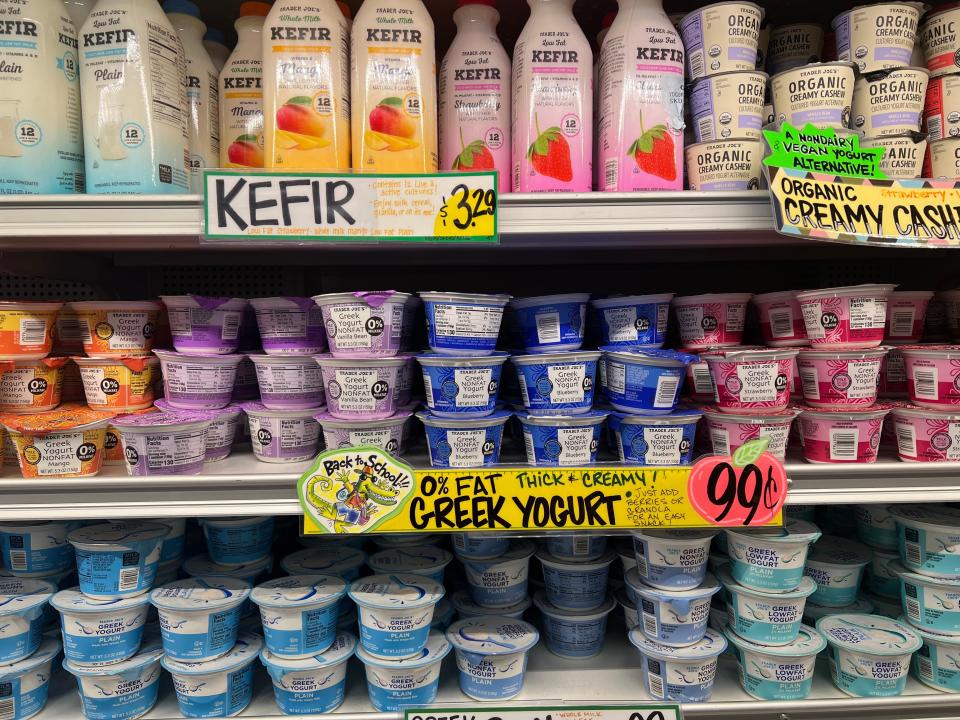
[510,294,590,353]
[460,541,535,608]
[260,632,356,714]
[625,570,720,647]
[452,533,510,560]
[280,547,366,581]
[182,554,273,619]
[419,410,510,468]
[450,590,531,620]
[518,411,608,466]
[804,536,873,607]
[632,529,716,590]
[149,576,251,661]
[51,588,150,666]
[356,630,451,711]
[724,624,826,701]
[0,521,80,576]
[541,534,608,562]
[0,635,59,720]
[0,577,54,664]
[890,504,960,577]
[199,516,274,566]
[67,521,168,599]
[591,294,674,348]
[162,632,262,718]
[600,347,697,415]
[718,566,817,646]
[629,627,727,702]
[725,519,822,593]
[537,549,615,611]
[367,547,453,584]
[417,353,508,417]
[64,637,164,720]
[251,574,346,658]
[348,574,445,659]
[909,621,960,693]
[802,596,875,626]
[533,590,616,659]
[420,292,511,356]
[609,410,702,465]
[892,562,960,633]
[854,504,898,550]
[512,351,600,415]
[865,548,900,598]
[447,616,540,701]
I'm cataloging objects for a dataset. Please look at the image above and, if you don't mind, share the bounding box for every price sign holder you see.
[296,439,785,535]
[405,705,682,720]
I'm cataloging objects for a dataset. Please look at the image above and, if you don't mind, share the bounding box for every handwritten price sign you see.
[434,182,497,238]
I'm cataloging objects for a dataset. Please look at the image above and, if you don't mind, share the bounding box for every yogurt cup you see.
[591,294,673,348]
[0,578,54,663]
[852,68,929,137]
[804,536,874,606]
[518,411,608,466]
[418,410,508,468]
[705,347,798,414]
[533,590,615,658]
[632,529,716,590]
[753,291,809,347]
[855,504,899,550]
[419,292,511,357]
[312,291,409,358]
[720,566,817,645]
[460,541,535,608]
[0,302,62,360]
[537,550,615,611]
[685,139,765,191]
[628,626,727,702]
[450,590,531,619]
[920,5,960,78]
[725,519,822,592]
[608,410,701,465]
[161,296,247,355]
[0,635,59,720]
[260,631,355,714]
[927,136,960,178]
[770,61,856,127]
[250,297,327,356]
[797,285,895,349]
[601,348,695,415]
[446,616,539,700]
[315,410,409,455]
[891,405,960,461]
[767,24,826,74]
[803,596,876,625]
[868,591,903,618]
[0,358,67,414]
[67,522,168,599]
[900,345,960,408]
[69,302,161,359]
[879,348,908,397]
[73,356,159,412]
[249,354,325,410]
[251,574,346,658]
[111,412,210,476]
[890,504,960,577]
[150,577,251,661]
[348,573,445,659]
[724,623,826,700]
[280,547,366,580]
[796,347,887,409]
[866,548,901,598]
[909,621,960,691]
[886,291,933,343]
[182,555,273,618]
[153,400,243,463]
[0,521,79,576]
[199,516,274,566]
[51,589,150,666]
[923,74,960,140]
[231,357,259,403]
[162,632,262,718]
[690,71,767,141]
[367,547,453,584]
[510,294,590,353]
[154,350,243,410]
[243,402,322,463]
[155,558,181,587]
[625,570,719,646]
[541,534,608,563]
[797,405,891,463]
[512,351,599,416]
[703,407,797,460]
[891,561,960,632]
[63,638,164,720]
[356,630,450,711]
[431,597,454,630]
[453,534,510,560]
[817,613,922,697]
[417,352,508,417]
[617,586,640,629]
[313,354,403,420]
[2,404,113,479]
[679,2,764,80]
[861,133,927,178]
[673,293,752,349]
[832,4,921,73]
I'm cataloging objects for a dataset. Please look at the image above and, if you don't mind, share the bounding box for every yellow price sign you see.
[434,181,498,239]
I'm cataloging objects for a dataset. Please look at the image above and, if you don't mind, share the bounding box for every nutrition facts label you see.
[146,20,188,131]
[433,304,502,338]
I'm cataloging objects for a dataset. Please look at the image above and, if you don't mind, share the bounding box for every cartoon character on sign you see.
[304,464,399,533]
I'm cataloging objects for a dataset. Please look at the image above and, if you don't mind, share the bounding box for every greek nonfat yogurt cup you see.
[629,626,727,702]
[153,400,243,463]
[891,561,960,632]
[51,588,150,666]
[705,347,798,414]
[886,291,933,343]
[231,357,259,403]
[417,352,507,417]
[249,354,325,410]
[674,293,752,349]
[0,635,59,720]
[261,631,355,714]
[0,302,61,360]
[900,345,960,408]
[0,520,79,576]
[111,412,211,476]
[719,566,817,645]
[315,410,409,455]
[154,349,243,410]
[420,292,511,356]
[281,547,367,581]
[367,547,453,584]
[356,630,450,711]
[608,410,701,465]
[591,294,673,349]
[625,570,720,646]
[510,294,589,353]
[243,402,322,463]
[770,61,856,128]
[767,24,826,74]
[879,348,908,397]
[251,574,346,658]
[539,535,607,563]
[753,291,809,347]
[533,590,616,659]
[348,573,445,659]
[861,133,927,178]
[69,301,161,359]
[891,405,960,461]
[798,404,891,464]
[632,529,716,590]
[796,347,887,409]
[923,74,960,140]
[0,577,54,663]
[512,351,599,416]
[679,2,764,80]
[0,358,67,414]
[453,533,510,560]
[537,550,615,611]
[725,519,822,592]
[889,504,960,577]
[518,411,608,466]
[313,354,403,420]
[460,540,535,608]
[450,590,531,619]
[690,71,767,141]
[446,616,539,701]
[920,5,960,78]
[250,297,327,356]
[64,637,164,720]
[804,536,874,606]
[724,623,826,700]
[908,621,960,691]
[703,407,797,460]
[419,409,509,468]
[163,632,262,718]
[200,516,274,566]
[161,296,248,355]
[686,139,765,191]
[2,404,113,479]
[855,504,899,550]
[817,613,922,697]
[312,291,409,358]
[601,348,696,415]
[832,4,921,73]
[927,136,960,178]
[797,285,895,349]
[73,356,159,412]
[852,68,929,137]
[67,521,168,599]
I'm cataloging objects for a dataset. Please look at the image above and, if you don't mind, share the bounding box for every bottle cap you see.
[163,0,201,18]
[458,0,496,7]
[239,1,272,17]
[338,1,352,18]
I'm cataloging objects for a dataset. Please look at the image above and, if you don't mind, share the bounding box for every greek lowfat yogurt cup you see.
[725,519,822,592]
[417,352,507,417]
[703,407,797,460]
[866,548,901,598]
[803,535,874,606]
[797,285,896,349]
[920,5,960,78]
[153,349,243,410]
[313,354,403,420]
[797,404,891,464]
[855,504,899,550]
[0,358,67,414]
[446,616,539,701]
[0,635,59,720]
[0,577,54,663]
[460,540,535,608]
[537,549,615,611]
[249,354,325,410]
[419,410,510,468]
[591,294,673,348]
[250,297,327,356]
[861,134,927,179]
[767,24,826,74]
[608,410,701,465]
[719,566,817,646]
[852,67,929,137]
[243,402,322,463]
[908,621,960,692]
[601,348,695,415]
[632,529,716,590]
[833,4,921,73]
[348,573,445,659]
[518,411,608,466]
[679,2,764,80]
[356,630,450,711]
[796,348,887,409]
[900,345,960,409]
[63,637,164,720]
[251,574,346,658]
[367,546,453,584]
[450,590,532,619]
[625,569,720,646]
[67,521,168,599]
[533,590,616,659]
[891,561,960,632]
[686,139,765,191]
[724,623,826,700]
[260,631,356,714]
[161,296,248,355]
[753,291,809,347]
[0,520,80,576]
[891,405,960,461]
[419,292,511,357]
[673,293,752,349]
[889,504,960,577]
[628,626,727,702]
[111,412,211,476]
[315,410,409,455]
[690,71,767,141]
[512,351,599,416]
[312,291,409,358]
[770,61,856,128]
[200,516,274,566]
[51,588,150,666]
[705,347,798,414]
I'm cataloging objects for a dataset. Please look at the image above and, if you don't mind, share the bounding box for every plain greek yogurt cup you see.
[0,520,80,576]
[541,534,608,562]
[0,635,59,720]
[690,70,767,141]
[753,290,809,347]
[591,294,673,348]
[419,410,510,468]
[920,5,960,78]
[416,352,508,417]
[419,292,511,356]
[67,522,168,599]
[797,285,896,349]
[703,407,797,460]
[111,412,211,476]
[832,4,921,73]
[0,578,55,663]
[908,621,960,692]
[512,351,600,416]
[348,573,445,660]
[162,632,263,718]
[249,354,325,410]
[861,133,927,178]
[686,139,765,191]
[629,626,727,702]
[855,504,898,550]
[250,297,327,356]
[313,354,404,420]
[251,574,346,658]
[673,293,752,349]
[280,547,367,581]
[608,410,701,465]
[889,504,960,577]
[153,349,243,410]
[891,561,960,632]
[533,590,616,659]
[446,616,539,701]
[452,533,510,560]
[63,637,164,720]
[356,630,451,711]
[679,2,764,80]
[817,613,922,697]
[724,623,826,700]
[200,516,274,566]
[51,589,150,666]
[632,529,716,590]
[797,404,891,464]
[149,576,251,661]
[314,410,409,455]
[260,631,356,714]
[312,291,409,358]
[705,347,798,414]
[518,411,608,466]
[510,294,590,353]
[460,540,536,608]
[601,348,696,415]
[725,519,822,592]
[243,402,322,463]
[161,296,248,355]
[625,570,720,646]
[719,566,817,645]
[537,550,615,611]
[367,547,453,584]
[450,590,531,620]
[803,536,874,606]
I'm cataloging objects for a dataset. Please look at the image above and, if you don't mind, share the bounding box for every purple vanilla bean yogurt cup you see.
[249,355,326,410]
[243,402,324,463]
[250,297,327,356]
[154,350,243,410]
[161,296,248,355]
[312,292,410,358]
[313,355,405,420]
[111,411,211,476]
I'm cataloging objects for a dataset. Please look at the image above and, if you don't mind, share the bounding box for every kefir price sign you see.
[405,707,682,720]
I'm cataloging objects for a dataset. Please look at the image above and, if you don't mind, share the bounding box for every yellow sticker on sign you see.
[434,181,498,238]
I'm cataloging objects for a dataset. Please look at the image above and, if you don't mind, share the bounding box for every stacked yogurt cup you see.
[920,4,960,177]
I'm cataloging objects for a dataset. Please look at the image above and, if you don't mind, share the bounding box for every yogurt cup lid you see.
[312,291,412,307]
[511,351,601,365]
[418,291,511,305]
[68,521,169,547]
[347,573,444,609]
[629,626,727,661]
[416,352,511,366]
[160,295,246,310]
[248,353,318,367]
[281,547,366,576]
[517,411,609,427]
[798,404,892,420]
[601,347,699,366]
[898,345,960,358]
[417,410,512,429]
[889,561,960,587]
[111,411,211,431]
[536,548,617,570]
[753,290,804,303]
[591,293,675,308]
[806,536,873,566]
[724,623,826,657]
[888,504,960,528]
[797,348,889,360]
[817,614,922,655]
[533,590,617,620]
[717,566,817,599]
[154,399,243,421]
[260,631,357,671]
[368,547,453,574]
[183,554,273,579]
[162,633,262,675]
[633,529,717,542]
[898,617,960,645]
[356,630,451,669]
[510,293,591,309]
[796,285,897,301]
[611,409,703,425]
[449,589,532,617]
[314,410,412,428]
[313,353,407,369]
[153,349,245,365]
[459,540,536,564]
[892,405,960,421]
[804,597,875,622]
[625,569,720,601]
[149,576,252,611]
[703,348,800,362]
[251,574,347,609]
[0,636,60,678]
[702,407,798,423]
[71,356,159,370]
[241,402,325,417]
[249,296,318,312]
[0,577,55,614]
[51,587,152,613]
[673,293,753,305]
[725,518,822,545]
[64,636,163,677]
[1,403,115,435]
[446,617,539,655]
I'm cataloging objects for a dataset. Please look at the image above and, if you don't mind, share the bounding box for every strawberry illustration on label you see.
[227,134,264,167]
[527,113,573,182]
[453,128,494,171]
[629,112,677,182]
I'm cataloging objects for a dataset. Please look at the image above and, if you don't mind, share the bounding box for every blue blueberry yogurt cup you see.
[51,588,151,665]
[591,294,674,348]
[0,578,55,663]
[250,574,347,658]
[199,516,274,566]
[0,635,60,720]
[533,590,616,659]
[510,294,590,353]
[718,566,817,646]
[420,292,511,356]
[518,411,608,466]
[162,632,262,718]
[625,569,720,647]
[446,616,540,701]
[0,521,81,576]
[260,631,357,714]
[419,410,511,468]
[416,353,508,417]
[356,630,451,711]
[803,536,873,607]
[600,347,697,415]
[537,549,616,611]
[629,627,727,702]
[609,410,702,465]
[724,623,827,701]
[348,573,445,660]
[367,547,454,584]
[631,529,716,590]
[459,540,535,608]
[67,521,168,600]
[512,351,600,415]
[63,637,165,720]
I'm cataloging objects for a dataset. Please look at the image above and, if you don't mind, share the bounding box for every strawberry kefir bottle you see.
[439,0,511,192]
[512,0,593,192]
[598,0,684,191]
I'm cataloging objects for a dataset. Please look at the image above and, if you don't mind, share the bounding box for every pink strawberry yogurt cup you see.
[672,293,753,350]
[703,348,798,414]
[796,285,896,349]
[885,291,933,344]
[703,407,798,460]
[891,405,960,462]
[938,290,960,341]
[926,297,950,341]
[879,399,912,448]
[685,349,719,402]
[752,291,809,347]
[796,348,888,409]
[797,404,891,464]
[900,345,960,409]
[313,355,405,420]
[312,292,410,359]
[878,346,908,398]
